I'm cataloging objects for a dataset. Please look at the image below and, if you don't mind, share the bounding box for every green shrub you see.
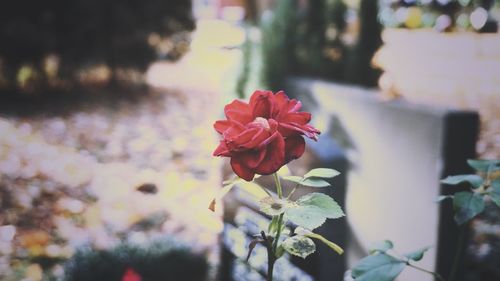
[0,0,195,95]
[63,238,208,281]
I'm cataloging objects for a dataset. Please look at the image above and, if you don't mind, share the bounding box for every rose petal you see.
[250,90,273,118]
[233,128,262,148]
[273,91,302,118]
[214,120,231,134]
[284,136,305,163]
[239,148,267,169]
[222,120,246,139]
[213,141,232,157]
[278,122,320,141]
[230,158,255,181]
[225,100,253,124]
[287,99,302,113]
[281,112,311,124]
[250,129,275,149]
[254,132,285,175]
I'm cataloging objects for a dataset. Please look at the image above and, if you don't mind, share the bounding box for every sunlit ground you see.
[0,19,244,280]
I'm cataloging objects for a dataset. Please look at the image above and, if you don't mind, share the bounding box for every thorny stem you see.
[261,231,275,281]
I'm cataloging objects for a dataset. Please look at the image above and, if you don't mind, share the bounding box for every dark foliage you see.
[0,0,195,95]
[260,0,381,90]
[63,239,208,281]
[261,0,299,91]
[344,0,382,86]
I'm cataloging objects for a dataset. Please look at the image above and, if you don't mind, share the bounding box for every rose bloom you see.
[213,90,320,181]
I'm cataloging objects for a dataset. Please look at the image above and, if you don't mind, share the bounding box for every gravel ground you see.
[0,87,223,280]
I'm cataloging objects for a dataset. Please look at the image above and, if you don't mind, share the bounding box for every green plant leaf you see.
[441,175,483,189]
[467,159,500,172]
[487,179,500,207]
[300,178,331,187]
[370,240,393,254]
[286,205,327,230]
[285,193,344,230]
[351,254,405,281]
[282,236,316,259]
[453,191,485,225]
[275,245,285,259]
[405,246,431,261]
[282,176,331,188]
[295,227,344,255]
[436,195,453,203]
[282,175,304,184]
[304,168,340,179]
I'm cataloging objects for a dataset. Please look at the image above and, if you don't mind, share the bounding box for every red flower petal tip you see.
[122,268,142,281]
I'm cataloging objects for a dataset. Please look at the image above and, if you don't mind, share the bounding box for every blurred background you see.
[0,0,498,281]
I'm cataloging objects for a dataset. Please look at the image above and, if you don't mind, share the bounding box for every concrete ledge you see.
[286,77,479,281]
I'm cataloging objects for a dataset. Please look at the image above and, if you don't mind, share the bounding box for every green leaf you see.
[304,168,340,179]
[282,176,331,188]
[275,245,285,259]
[300,178,331,187]
[286,205,327,231]
[351,254,405,281]
[295,227,344,255]
[282,236,316,259]
[436,195,453,203]
[286,193,344,230]
[487,179,500,207]
[453,191,485,225]
[441,175,483,189]
[370,240,393,254]
[283,175,304,184]
[467,159,500,172]
[405,246,431,261]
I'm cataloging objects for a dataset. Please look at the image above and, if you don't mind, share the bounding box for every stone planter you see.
[374,28,500,158]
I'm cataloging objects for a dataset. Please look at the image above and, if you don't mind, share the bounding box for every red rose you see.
[213,90,320,181]
[121,268,142,281]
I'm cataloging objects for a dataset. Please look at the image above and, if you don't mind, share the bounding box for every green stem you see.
[273,173,283,199]
[386,251,447,281]
[449,225,466,281]
[273,214,284,253]
[269,173,284,281]
[408,263,446,281]
[267,257,275,281]
[262,231,275,281]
